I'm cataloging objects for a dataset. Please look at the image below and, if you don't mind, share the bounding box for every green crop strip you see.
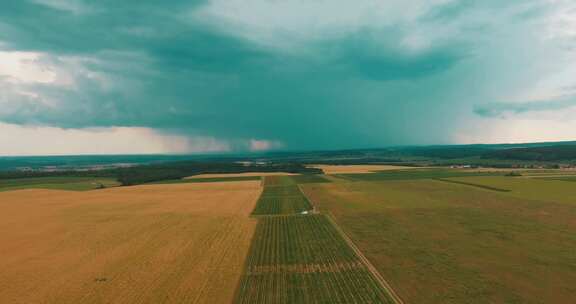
[238,176,396,303]
[235,215,394,304]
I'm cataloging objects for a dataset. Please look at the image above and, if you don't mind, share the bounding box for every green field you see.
[240,175,396,303]
[262,176,297,186]
[251,176,319,216]
[0,177,120,192]
[444,176,576,205]
[302,177,576,303]
[290,174,331,184]
[235,215,394,304]
[434,178,511,192]
[251,184,312,215]
[538,176,576,182]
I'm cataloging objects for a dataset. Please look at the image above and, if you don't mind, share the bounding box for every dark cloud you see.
[314,32,466,81]
[1,0,559,150]
[474,95,576,118]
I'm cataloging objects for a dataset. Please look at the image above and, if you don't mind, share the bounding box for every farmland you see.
[333,168,504,181]
[236,175,397,303]
[0,181,261,304]
[251,185,313,215]
[0,176,120,192]
[2,167,575,303]
[262,175,297,186]
[235,215,394,304]
[147,176,261,185]
[302,175,576,303]
[290,174,331,184]
[185,172,296,179]
[251,175,314,215]
[311,165,423,174]
[443,175,576,205]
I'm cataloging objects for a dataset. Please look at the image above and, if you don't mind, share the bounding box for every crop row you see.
[247,215,357,265]
[261,185,303,197]
[252,184,313,215]
[251,196,312,215]
[290,175,331,184]
[236,269,393,304]
[263,176,297,186]
[234,215,393,304]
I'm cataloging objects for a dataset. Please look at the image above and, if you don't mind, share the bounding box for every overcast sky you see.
[1,0,576,155]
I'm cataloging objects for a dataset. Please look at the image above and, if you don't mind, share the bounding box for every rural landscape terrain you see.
[3,1,576,303]
[1,142,576,303]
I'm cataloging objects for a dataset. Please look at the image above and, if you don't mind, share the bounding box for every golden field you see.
[0,181,261,304]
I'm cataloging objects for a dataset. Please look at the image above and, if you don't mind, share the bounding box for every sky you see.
[1,0,576,155]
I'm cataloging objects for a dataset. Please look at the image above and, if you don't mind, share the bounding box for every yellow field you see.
[0,181,261,304]
[184,172,296,179]
[310,164,423,174]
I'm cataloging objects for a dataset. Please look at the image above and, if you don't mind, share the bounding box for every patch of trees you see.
[0,161,322,186]
[115,162,322,185]
[300,158,404,165]
[483,145,576,161]
[406,147,491,159]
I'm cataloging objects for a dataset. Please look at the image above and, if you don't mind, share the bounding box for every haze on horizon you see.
[1,0,576,156]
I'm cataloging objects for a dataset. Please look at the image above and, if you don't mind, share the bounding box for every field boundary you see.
[324,213,405,304]
[433,178,511,192]
[300,184,405,304]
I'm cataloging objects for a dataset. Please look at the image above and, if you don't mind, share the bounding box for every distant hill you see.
[483,145,576,161]
[2,140,576,173]
[299,141,576,162]
[404,146,492,159]
[402,141,576,159]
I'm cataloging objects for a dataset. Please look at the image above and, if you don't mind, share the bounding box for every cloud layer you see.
[1,0,576,154]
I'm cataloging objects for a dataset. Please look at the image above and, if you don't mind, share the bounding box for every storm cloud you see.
[475,94,576,118]
[1,0,576,152]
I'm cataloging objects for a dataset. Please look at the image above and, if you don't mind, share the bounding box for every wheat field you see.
[0,181,261,304]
